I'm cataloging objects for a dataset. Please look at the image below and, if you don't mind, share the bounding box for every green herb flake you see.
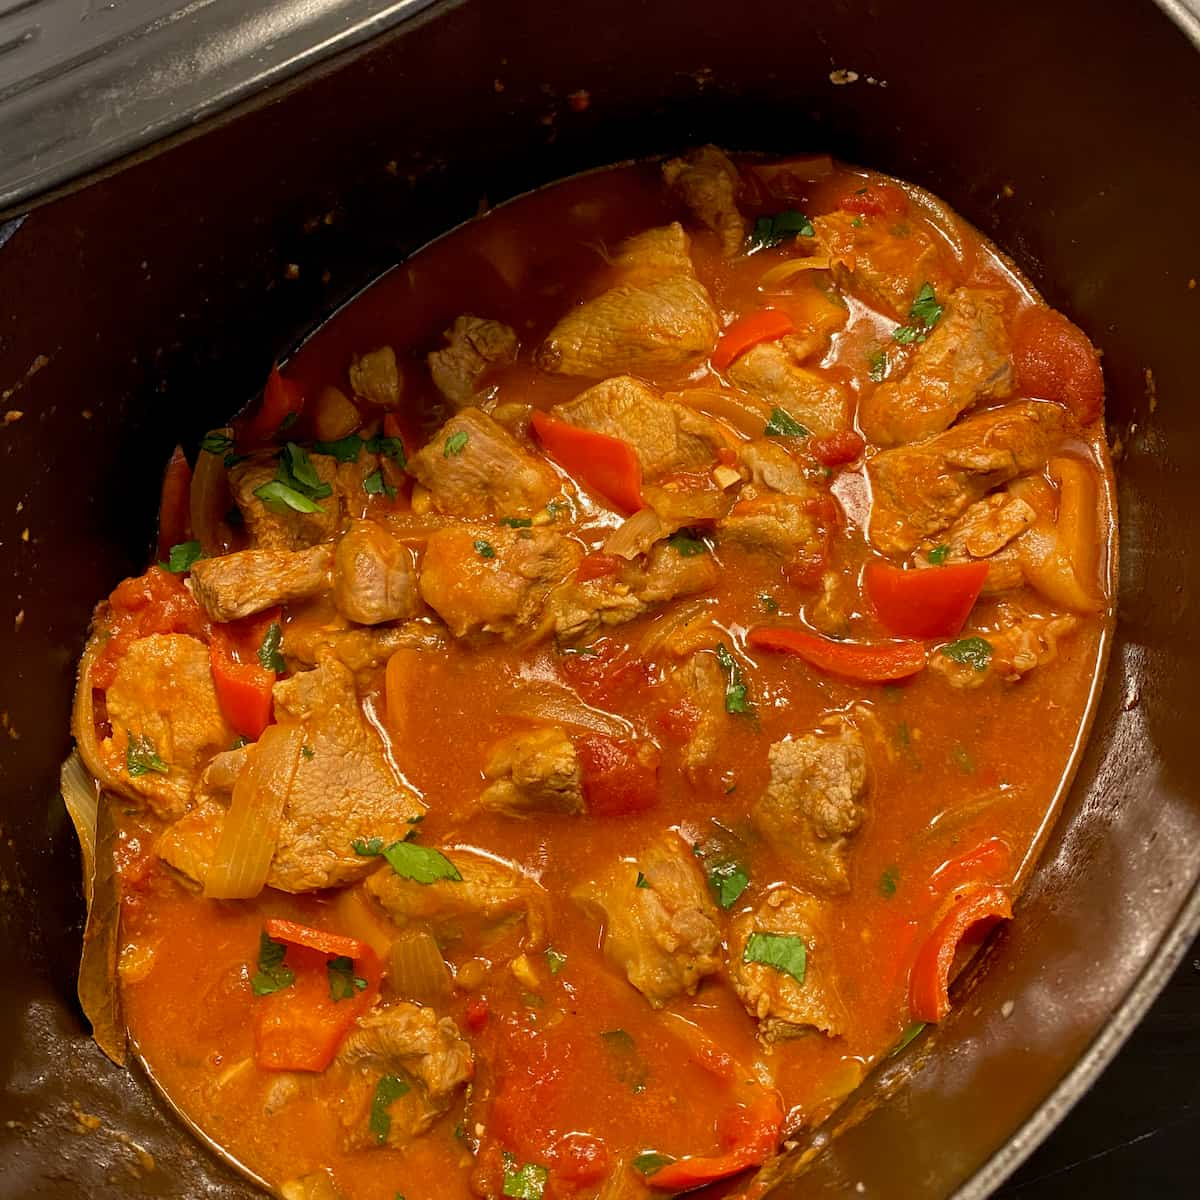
[163,540,203,574]
[257,621,286,673]
[473,539,496,559]
[499,516,533,528]
[444,430,469,457]
[890,1021,926,1057]
[312,434,364,463]
[363,467,397,499]
[635,871,650,889]
[278,411,300,432]
[896,720,911,748]
[715,643,753,716]
[369,1074,411,1144]
[252,479,325,514]
[545,948,567,975]
[867,349,889,383]
[665,530,708,557]
[502,1160,549,1199]
[301,744,315,759]
[231,735,250,750]
[892,282,944,345]
[940,635,993,672]
[365,433,407,467]
[743,931,807,984]
[126,732,168,777]
[352,836,385,857]
[747,209,815,251]
[850,216,865,228]
[758,592,779,613]
[250,931,295,996]
[709,859,750,909]
[764,407,810,438]
[633,1151,677,1176]
[879,865,900,898]
[200,429,234,456]
[328,954,368,1002]
[281,442,331,497]
[927,544,950,566]
[600,1029,647,1094]
[951,743,976,774]
[380,840,463,884]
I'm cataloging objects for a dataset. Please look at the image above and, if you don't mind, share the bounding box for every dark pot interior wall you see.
[2,1,1198,1196]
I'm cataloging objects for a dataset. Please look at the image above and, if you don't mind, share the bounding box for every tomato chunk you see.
[864,560,988,640]
[1012,307,1104,423]
[576,733,660,815]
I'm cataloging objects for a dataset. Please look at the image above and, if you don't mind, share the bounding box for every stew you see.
[67,146,1115,1200]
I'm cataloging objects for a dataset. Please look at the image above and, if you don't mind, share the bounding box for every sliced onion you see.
[758,256,833,288]
[672,388,770,441]
[190,429,237,557]
[389,927,453,1006]
[896,181,973,270]
[61,750,98,892]
[499,681,634,739]
[604,508,669,560]
[71,639,128,797]
[638,599,718,657]
[204,724,305,900]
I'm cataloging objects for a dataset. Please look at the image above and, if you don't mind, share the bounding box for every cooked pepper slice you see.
[156,445,193,559]
[249,365,305,440]
[711,308,795,371]
[209,608,280,740]
[748,625,927,682]
[864,560,988,640]
[531,411,644,514]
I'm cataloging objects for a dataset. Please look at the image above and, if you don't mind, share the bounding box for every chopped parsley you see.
[707,858,751,909]
[890,1021,926,1057]
[163,540,202,574]
[633,1151,677,1176]
[356,838,463,885]
[502,1158,548,1199]
[715,643,753,715]
[499,516,533,528]
[327,954,368,1001]
[867,349,889,383]
[850,216,865,228]
[312,434,364,463]
[758,592,779,613]
[352,837,385,856]
[951,743,976,774]
[927,544,951,566]
[764,407,810,438]
[940,636,993,672]
[301,744,314,759]
[369,1074,410,1143]
[743,931,807,983]
[545,948,567,975]
[600,1028,647,1094]
[126,731,168,777]
[892,282,945,345]
[253,479,324,513]
[250,931,294,996]
[665,530,708,557]
[366,433,407,466]
[280,442,332,498]
[879,865,900,898]
[200,429,234,456]
[257,622,285,673]
[635,871,650,889]
[746,209,815,252]
[363,468,397,499]
[444,430,469,457]
[473,539,496,559]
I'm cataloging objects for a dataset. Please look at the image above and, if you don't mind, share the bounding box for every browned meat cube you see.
[283,620,443,672]
[662,145,747,257]
[479,726,584,816]
[407,408,558,519]
[661,651,726,781]
[98,633,233,818]
[333,1005,473,1150]
[917,491,1036,595]
[867,400,1069,555]
[737,438,810,495]
[931,606,1081,689]
[229,452,340,550]
[860,289,1014,445]
[333,520,421,626]
[573,833,722,1007]
[729,886,846,1041]
[190,544,333,622]
[427,315,518,407]
[727,338,851,436]
[752,728,868,896]
[718,493,826,570]
[418,524,580,641]
[536,224,719,378]
[550,574,647,643]
[812,209,953,321]
[367,846,547,950]
[630,538,720,606]
[552,375,729,479]
[349,346,401,408]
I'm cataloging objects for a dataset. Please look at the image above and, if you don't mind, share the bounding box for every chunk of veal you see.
[229,452,340,550]
[811,208,953,321]
[662,145,747,257]
[99,633,233,819]
[334,1005,474,1150]
[867,400,1068,555]
[407,408,558,518]
[661,651,726,782]
[552,375,729,480]
[419,524,580,640]
[284,619,444,673]
[333,520,421,626]
[752,728,868,896]
[727,338,851,436]
[479,726,584,816]
[349,345,401,408]
[931,607,1081,689]
[729,886,846,1041]
[573,833,722,1007]
[917,491,1036,594]
[157,658,420,891]
[190,544,333,622]
[366,847,547,949]
[427,315,518,408]
[536,223,720,378]
[860,289,1014,446]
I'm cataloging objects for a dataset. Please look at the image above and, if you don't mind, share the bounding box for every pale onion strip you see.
[78,793,126,1063]
[758,256,833,287]
[674,389,770,441]
[638,599,716,656]
[895,181,971,269]
[61,750,99,901]
[603,507,668,560]
[389,928,454,1007]
[71,638,130,798]
[498,681,634,739]
[204,724,306,900]
[190,431,236,557]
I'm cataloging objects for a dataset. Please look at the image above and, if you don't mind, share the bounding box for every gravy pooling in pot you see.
[68,149,1116,1200]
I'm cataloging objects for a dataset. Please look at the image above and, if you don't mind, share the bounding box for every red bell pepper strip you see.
[711,308,795,371]
[837,184,908,218]
[156,445,193,559]
[909,885,1012,1023]
[748,625,927,682]
[576,733,659,816]
[531,410,644,514]
[864,560,989,640]
[209,609,281,740]
[1012,307,1104,424]
[253,925,380,1072]
[250,365,305,440]
[645,1092,783,1192]
[929,837,1012,897]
